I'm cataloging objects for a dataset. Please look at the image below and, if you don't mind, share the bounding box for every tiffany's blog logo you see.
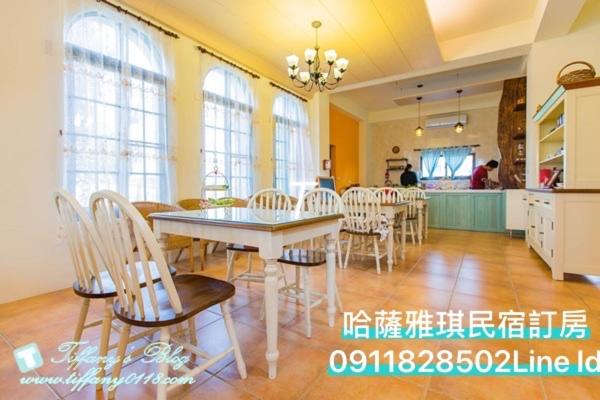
[14,343,44,373]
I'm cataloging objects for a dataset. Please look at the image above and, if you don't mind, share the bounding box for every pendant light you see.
[454,89,464,133]
[415,96,424,137]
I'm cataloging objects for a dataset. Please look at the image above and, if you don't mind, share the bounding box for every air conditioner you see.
[425,113,467,129]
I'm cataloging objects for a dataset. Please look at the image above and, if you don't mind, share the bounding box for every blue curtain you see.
[421,149,441,178]
[443,147,471,178]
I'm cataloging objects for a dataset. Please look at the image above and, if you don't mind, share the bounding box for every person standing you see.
[470,160,499,189]
[400,164,418,187]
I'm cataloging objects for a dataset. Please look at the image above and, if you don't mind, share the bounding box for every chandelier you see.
[286,21,349,92]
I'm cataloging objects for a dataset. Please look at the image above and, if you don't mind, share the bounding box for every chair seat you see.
[226,244,259,252]
[113,274,235,327]
[72,262,177,299]
[344,229,381,237]
[278,249,326,267]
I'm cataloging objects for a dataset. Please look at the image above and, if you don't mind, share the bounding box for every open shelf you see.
[539,124,564,143]
[539,153,564,165]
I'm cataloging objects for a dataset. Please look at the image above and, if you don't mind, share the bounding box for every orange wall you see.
[329,106,359,191]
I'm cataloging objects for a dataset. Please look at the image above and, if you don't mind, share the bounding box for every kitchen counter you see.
[425,190,505,233]
[425,189,503,193]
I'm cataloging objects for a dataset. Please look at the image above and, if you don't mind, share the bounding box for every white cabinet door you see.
[505,189,526,230]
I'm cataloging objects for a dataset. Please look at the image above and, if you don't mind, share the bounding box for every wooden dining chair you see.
[176,198,217,271]
[341,187,389,274]
[276,188,345,337]
[133,201,197,272]
[225,188,292,285]
[402,187,426,245]
[53,189,175,389]
[91,190,246,400]
[374,187,404,262]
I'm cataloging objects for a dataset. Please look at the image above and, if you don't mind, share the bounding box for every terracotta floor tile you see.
[3,229,600,399]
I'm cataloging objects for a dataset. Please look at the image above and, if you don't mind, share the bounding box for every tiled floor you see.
[1,229,599,399]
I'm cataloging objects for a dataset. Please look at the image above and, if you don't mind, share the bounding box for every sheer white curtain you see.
[202,67,254,199]
[63,0,176,205]
[273,93,314,198]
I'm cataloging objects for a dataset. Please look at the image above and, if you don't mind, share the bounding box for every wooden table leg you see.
[326,235,337,327]
[386,224,395,271]
[401,210,407,260]
[423,203,429,240]
[263,258,280,379]
[417,204,423,245]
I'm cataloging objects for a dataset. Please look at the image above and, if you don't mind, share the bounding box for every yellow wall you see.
[330,106,359,191]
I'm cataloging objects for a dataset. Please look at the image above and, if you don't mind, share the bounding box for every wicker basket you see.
[556,61,596,85]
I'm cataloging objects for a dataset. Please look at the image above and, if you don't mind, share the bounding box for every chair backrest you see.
[403,187,425,218]
[300,188,344,215]
[54,189,107,293]
[248,188,293,211]
[91,190,182,318]
[132,201,184,230]
[341,187,383,234]
[374,187,404,205]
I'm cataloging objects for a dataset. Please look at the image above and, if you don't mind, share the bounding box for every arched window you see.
[203,68,254,198]
[273,94,313,197]
[63,11,170,204]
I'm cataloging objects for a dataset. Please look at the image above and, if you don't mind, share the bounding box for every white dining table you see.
[149,207,343,379]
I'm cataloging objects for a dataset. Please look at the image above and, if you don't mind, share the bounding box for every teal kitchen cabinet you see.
[444,193,474,230]
[472,192,506,232]
[425,192,445,228]
[424,191,506,233]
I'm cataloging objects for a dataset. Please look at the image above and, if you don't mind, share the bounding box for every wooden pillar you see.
[497,77,527,189]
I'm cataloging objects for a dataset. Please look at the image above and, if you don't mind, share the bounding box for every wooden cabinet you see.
[526,190,600,280]
[445,194,473,230]
[426,193,445,228]
[533,85,600,189]
[424,191,505,233]
[473,193,505,232]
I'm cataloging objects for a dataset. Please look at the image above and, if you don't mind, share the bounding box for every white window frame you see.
[64,11,169,203]
[202,68,254,199]
[420,153,475,180]
[272,94,309,194]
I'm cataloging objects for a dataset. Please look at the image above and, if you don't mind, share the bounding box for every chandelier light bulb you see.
[336,58,349,71]
[286,21,348,92]
[415,126,424,137]
[324,49,337,64]
[333,67,342,80]
[299,71,310,83]
[304,48,317,63]
[286,54,299,68]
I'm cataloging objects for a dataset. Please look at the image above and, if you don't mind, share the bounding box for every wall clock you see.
[392,146,400,154]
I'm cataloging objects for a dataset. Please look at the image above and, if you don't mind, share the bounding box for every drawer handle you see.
[543,201,550,205]
[535,200,540,202]
[530,225,535,228]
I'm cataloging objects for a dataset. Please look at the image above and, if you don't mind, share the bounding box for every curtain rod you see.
[96,0,179,38]
[197,46,260,79]
[269,82,307,102]
[413,144,480,151]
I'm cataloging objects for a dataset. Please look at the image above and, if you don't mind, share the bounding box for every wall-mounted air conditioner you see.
[425,114,467,129]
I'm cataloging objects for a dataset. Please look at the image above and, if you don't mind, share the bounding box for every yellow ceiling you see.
[123,0,587,111]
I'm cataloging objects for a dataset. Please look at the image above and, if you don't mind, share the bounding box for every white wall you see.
[525,0,600,188]
[0,1,319,304]
[0,1,71,304]
[366,106,501,186]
